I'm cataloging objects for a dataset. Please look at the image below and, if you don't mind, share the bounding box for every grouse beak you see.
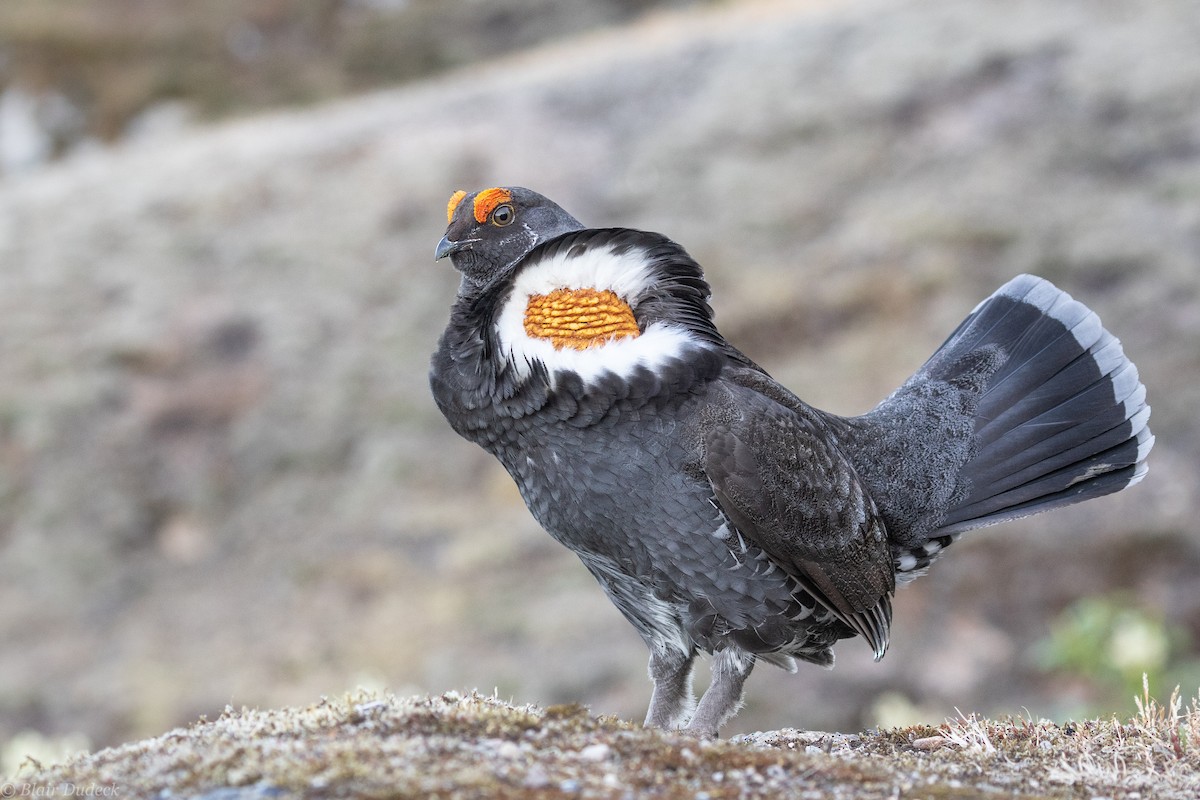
[435,235,467,261]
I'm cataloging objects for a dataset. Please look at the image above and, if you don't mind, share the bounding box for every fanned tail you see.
[932,274,1153,535]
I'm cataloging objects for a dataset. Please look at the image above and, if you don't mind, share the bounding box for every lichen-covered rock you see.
[15,690,1200,799]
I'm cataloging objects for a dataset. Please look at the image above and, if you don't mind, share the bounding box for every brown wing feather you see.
[698,380,895,658]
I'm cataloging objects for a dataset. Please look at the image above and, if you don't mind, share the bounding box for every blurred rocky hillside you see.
[0,0,700,173]
[1,0,1199,755]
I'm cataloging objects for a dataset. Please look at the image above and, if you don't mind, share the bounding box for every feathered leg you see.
[644,646,697,730]
[686,648,755,737]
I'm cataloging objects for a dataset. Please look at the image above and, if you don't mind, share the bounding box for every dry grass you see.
[849,676,1200,798]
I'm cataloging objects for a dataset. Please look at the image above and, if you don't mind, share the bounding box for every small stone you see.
[579,743,610,762]
[911,736,947,750]
[353,700,387,716]
[496,741,521,759]
[523,766,550,788]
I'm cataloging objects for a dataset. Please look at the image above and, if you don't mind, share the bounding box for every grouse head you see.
[435,186,585,293]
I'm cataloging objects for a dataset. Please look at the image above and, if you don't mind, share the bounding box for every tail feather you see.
[974,402,1151,501]
[941,427,1153,530]
[966,364,1145,491]
[973,336,1128,450]
[974,335,1132,453]
[933,274,1152,536]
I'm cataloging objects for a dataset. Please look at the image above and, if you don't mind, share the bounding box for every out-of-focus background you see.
[1,0,1198,763]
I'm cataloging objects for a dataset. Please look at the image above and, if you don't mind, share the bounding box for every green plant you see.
[1036,594,1189,700]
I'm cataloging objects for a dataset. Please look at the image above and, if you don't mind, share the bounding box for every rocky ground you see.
[1,0,1199,768]
[12,688,1200,799]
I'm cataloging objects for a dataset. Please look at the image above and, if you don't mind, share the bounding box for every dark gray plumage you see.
[429,186,1153,737]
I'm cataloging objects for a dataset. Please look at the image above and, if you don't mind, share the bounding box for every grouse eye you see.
[491,204,516,227]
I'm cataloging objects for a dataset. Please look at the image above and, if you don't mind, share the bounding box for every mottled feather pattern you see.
[700,381,894,658]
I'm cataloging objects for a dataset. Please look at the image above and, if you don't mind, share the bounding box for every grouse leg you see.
[686,648,755,737]
[644,647,697,730]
